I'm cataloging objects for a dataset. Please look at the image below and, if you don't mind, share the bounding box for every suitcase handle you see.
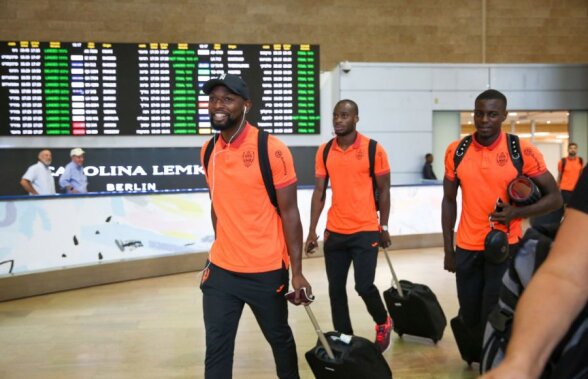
[304,304,336,360]
[383,248,404,298]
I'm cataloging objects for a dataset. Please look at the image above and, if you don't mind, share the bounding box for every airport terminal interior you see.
[1,1,588,378]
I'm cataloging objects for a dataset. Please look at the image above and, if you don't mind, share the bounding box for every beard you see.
[333,126,354,137]
[211,114,241,131]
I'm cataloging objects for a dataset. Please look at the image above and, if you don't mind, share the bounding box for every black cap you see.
[202,73,250,100]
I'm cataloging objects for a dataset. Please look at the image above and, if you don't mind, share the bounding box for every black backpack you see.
[453,133,523,182]
[321,138,380,210]
[481,225,588,378]
[202,128,279,214]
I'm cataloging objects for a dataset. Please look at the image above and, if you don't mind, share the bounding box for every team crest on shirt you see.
[496,152,508,166]
[243,151,255,167]
[356,149,364,160]
[275,150,288,175]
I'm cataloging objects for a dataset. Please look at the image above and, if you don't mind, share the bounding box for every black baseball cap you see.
[202,73,250,100]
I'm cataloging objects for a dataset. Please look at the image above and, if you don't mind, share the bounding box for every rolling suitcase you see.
[451,316,481,366]
[303,302,392,379]
[382,249,447,344]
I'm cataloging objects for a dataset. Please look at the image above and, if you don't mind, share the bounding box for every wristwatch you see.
[381,225,389,232]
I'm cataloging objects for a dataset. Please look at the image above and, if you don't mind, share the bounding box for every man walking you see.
[442,89,562,358]
[305,99,393,352]
[558,142,584,204]
[199,74,311,379]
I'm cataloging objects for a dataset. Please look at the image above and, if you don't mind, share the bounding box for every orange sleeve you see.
[374,143,391,176]
[520,140,548,178]
[267,135,297,190]
[557,158,563,173]
[315,143,327,178]
[444,140,459,181]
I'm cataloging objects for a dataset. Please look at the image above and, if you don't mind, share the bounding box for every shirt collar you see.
[472,131,504,151]
[219,122,251,149]
[333,132,362,150]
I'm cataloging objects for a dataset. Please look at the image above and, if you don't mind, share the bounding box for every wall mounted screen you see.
[0,41,320,136]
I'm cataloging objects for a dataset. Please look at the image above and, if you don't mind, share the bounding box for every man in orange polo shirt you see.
[199,74,311,379]
[558,142,584,204]
[304,99,393,352]
[442,89,562,360]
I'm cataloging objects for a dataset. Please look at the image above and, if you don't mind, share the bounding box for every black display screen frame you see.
[0,40,320,136]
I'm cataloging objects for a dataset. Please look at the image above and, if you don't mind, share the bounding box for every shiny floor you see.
[0,247,480,379]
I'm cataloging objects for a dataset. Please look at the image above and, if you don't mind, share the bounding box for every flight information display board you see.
[0,41,320,136]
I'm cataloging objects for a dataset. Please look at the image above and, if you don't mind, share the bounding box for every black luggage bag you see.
[303,303,392,379]
[382,249,447,344]
[451,315,481,366]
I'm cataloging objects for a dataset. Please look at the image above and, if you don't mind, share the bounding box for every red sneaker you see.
[375,316,392,353]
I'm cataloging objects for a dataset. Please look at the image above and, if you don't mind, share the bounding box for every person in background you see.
[479,165,588,379]
[557,142,584,204]
[20,149,56,195]
[304,99,393,353]
[199,73,311,379]
[59,148,88,194]
[442,89,562,356]
[423,153,437,180]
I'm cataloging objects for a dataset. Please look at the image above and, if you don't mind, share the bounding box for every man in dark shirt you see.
[422,153,437,180]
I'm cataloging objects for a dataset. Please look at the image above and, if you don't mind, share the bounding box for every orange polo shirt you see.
[201,123,297,273]
[444,132,547,250]
[558,157,584,191]
[316,133,390,234]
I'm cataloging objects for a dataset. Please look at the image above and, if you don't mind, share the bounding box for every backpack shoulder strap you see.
[506,134,523,176]
[368,139,380,210]
[558,157,566,183]
[203,136,216,174]
[320,138,334,202]
[257,129,279,214]
[368,139,377,178]
[453,135,472,180]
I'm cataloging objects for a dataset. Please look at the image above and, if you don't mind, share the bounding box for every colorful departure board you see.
[0,41,320,136]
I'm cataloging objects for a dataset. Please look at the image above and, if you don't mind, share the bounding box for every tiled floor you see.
[0,247,480,379]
